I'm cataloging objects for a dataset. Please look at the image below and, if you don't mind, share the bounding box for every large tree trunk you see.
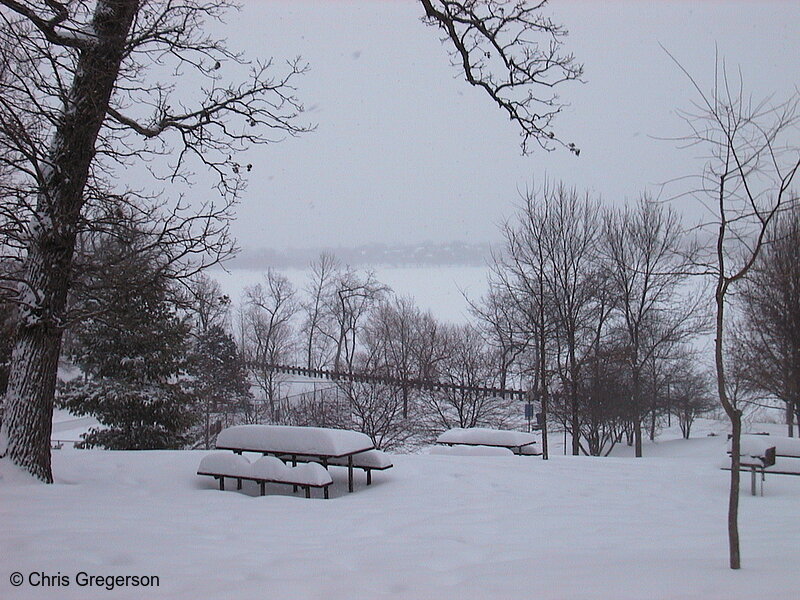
[0,0,139,482]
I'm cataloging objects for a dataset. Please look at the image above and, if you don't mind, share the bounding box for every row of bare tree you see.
[213,208,716,456]
[221,260,519,450]
[473,187,713,457]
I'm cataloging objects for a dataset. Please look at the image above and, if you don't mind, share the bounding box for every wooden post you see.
[348,454,354,492]
[292,454,298,492]
[260,481,266,496]
[305,486,311,499]
[237,478,242,490]
[219,476,225,491]
[324,486,329,499]
[750,466,757,497]
[366,469,372,485]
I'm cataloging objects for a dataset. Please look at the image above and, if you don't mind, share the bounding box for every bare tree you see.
[538,183,603,455]
[361,295,449,419]
[299,253,339,369]
[468,284,529,393]
[323,268,388,374]
[182,273,231,336]
[575,338,630,456]
[419,323,513,431]
[420,0,582,154]
[670,53,800,569]
[665,353,715,440]
[733,208,800,436]
[344,322,418,449]
[492,191,556,459]
[0,0,309,481]
[240,269,297,418]
[603,197,702,456]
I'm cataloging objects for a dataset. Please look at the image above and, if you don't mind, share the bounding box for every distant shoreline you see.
[216,242,495,271]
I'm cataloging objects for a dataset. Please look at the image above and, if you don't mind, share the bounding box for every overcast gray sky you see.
[203,0,800,252]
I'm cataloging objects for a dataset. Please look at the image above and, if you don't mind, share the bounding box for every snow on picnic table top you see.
[436,427,537,448]
[216,425,374,458]
[730,434,800,458]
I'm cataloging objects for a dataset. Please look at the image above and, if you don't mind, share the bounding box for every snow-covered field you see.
[2,419,799,599]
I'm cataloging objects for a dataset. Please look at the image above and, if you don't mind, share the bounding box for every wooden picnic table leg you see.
[366,469,372,486]
[348,455,354,492]
[292,454,298,492]
[237,477,242,490]
[324,486,329,500]
[218,476,225,491]
[305,486,311,499]
[260,481,266,496]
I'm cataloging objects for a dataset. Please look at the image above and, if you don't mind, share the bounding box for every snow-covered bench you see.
[436,427,540,455]
[327,449,394,485]
[215,425,381,492]
[197,452,333,499]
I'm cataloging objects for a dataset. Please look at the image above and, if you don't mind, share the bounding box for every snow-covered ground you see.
[2,419,799,599]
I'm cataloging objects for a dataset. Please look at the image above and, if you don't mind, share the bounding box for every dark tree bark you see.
[0,0,309,482]
[0,0,139,482]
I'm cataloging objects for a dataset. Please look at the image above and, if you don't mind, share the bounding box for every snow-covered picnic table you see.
[436,427,540,455]
[723,434,800,495]
[215,425,384,492]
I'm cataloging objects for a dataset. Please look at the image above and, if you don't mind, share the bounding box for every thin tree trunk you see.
[632,370,643,457]
[540,324,549,460]
[716,287,741,570]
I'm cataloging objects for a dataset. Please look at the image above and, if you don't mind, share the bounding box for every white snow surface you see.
[288,462,333,487]
[328,449,393,469]
[215,425,374,457]
[2,421,800,599]
[249,457,332,486]
[436,427,538,448]
[429,444,514,457]
[250,455,288,480]
[197,452,251,478]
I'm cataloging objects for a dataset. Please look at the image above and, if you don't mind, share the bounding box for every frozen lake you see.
[209,265,490,324]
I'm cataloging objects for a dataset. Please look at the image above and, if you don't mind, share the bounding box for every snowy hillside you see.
[2,420,799,599]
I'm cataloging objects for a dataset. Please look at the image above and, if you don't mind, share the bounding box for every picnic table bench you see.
[436,427,540,455]
[197,453,333,499]
[215,425,392,493]
[723,434,800,495]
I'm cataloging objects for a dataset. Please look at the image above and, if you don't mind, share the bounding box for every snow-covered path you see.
[2,432,799,599]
